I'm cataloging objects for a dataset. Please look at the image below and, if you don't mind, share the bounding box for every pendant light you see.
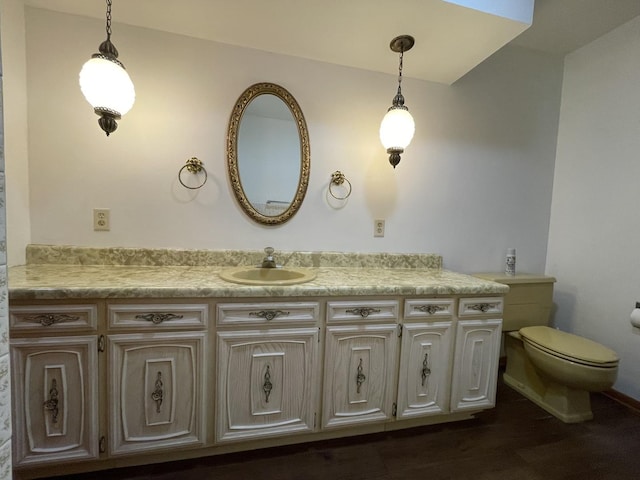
[379,35,415,168]
[79,0,135,136]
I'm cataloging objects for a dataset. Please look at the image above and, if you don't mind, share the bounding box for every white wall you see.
[16,7,563,274]
[546,15,640,399]
[0,1,15,474]
[1,0,30,267]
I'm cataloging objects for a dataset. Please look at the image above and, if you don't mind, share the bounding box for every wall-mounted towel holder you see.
[329,170,352,200]
[178,157,208,189]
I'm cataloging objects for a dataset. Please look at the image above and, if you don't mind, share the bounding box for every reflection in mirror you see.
[227,83,310,225]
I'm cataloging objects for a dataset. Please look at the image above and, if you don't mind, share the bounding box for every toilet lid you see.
[519,326,619,366]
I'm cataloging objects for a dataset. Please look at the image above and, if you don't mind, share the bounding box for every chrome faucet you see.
[261,247,277,268]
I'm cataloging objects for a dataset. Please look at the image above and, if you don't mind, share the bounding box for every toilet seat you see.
[519,326,619,368]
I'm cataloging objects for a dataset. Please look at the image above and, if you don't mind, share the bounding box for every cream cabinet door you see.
[450,319,502,412]
[396,322,453,419]
[322,324,398,429]
[108,332,206,455]
[11,336,99,467]
[216,328,319,443]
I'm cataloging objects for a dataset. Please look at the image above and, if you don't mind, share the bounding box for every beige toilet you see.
[474,273,619,423]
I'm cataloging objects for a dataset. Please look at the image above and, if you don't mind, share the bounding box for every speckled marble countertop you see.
[8,245,508,300]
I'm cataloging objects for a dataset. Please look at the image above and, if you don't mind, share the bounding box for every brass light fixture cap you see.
[390,35,415,53]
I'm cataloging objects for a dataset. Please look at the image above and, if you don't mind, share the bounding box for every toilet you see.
[474,273,619,423]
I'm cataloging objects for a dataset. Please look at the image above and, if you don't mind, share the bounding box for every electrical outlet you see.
[374,219,385,237]
[93,208,110,231]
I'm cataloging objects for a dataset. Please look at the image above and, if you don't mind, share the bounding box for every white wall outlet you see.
[374,219,385,237]
[93,208,110,231]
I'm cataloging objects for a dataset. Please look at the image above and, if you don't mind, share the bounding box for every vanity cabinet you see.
[450,298,503,412]
[9,291,505,478]
[9,305,100,467]
[322,300,399,429]
[106,302,208,456]
[216,302,320,443]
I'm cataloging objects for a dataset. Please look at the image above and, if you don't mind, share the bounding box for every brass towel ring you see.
[329,171,352,200]
[178,157,207,190]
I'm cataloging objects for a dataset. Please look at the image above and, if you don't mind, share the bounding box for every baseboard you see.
[603,389,640,414]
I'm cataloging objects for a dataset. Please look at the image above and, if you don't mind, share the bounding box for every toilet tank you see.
[473,273,556,331]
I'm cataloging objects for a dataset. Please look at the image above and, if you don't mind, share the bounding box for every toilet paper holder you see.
[631,302,640,328]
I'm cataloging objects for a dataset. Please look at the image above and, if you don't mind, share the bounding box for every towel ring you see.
[329,171,352,200]
[178,157,207,190]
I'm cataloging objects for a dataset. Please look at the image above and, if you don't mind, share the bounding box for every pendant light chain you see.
[105,0,112,40]
[397,49,404,95]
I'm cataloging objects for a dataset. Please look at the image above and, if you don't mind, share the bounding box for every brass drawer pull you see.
[250,310,289,321]
[414,305,445,315]
[26,313,80,327]
[263,365,273,403]
[468,303,497,313]
[356,358,366,393]
[421,353,431,387]
[135,313,184,324]
[345,307,380,318]
[151,371,164,413]
[43,378,60,424]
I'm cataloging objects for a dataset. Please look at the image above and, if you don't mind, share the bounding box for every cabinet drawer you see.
[10,304,98,332]
[458,298,503,317]
[108,303,208,329]
[217,302,319,326]
[404,299,454,320]
[327,300,398,323]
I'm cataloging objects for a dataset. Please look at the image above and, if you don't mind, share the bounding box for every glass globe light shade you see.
[79,57,135,117]
[379,107,415,152]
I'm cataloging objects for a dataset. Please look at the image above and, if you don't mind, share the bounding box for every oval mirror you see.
[227,83,310,225]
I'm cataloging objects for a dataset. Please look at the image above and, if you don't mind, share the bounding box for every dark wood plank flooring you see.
[45,373,640,479]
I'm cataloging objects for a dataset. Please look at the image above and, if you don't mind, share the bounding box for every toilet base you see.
[503,332,593,423]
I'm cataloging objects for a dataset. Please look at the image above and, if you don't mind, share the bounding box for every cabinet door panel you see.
[323,324,398,428]
[109,332,206,455]
[11,336,98,467]
[217,328,319,442]
[397,322,453,419]
[450,319,502,412]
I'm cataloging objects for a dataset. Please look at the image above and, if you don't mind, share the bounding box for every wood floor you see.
[48,374,640,480]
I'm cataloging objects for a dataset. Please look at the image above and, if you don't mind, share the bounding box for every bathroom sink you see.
[219,266,316,286]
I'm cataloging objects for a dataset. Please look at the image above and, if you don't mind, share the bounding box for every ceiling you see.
[22,0,640,84]
[510,0,640,55]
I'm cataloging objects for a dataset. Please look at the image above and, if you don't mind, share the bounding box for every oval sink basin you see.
[219,266,316,286]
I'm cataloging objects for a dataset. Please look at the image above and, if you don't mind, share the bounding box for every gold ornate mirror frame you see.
[226,82,311,225]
